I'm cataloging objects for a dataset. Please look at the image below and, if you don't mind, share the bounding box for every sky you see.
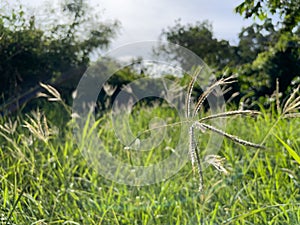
[7,0,254,50]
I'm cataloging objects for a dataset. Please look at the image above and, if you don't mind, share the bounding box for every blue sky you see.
[8,0,254,49]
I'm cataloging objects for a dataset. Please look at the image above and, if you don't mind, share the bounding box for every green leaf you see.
[258,12,267,21]
[275,135,300,165]
[235,2,246,14]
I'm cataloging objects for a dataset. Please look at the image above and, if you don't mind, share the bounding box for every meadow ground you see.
[0,102,300,225]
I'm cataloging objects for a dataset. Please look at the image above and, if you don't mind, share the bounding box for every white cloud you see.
[95,0,253,48]
[8,0,254,49]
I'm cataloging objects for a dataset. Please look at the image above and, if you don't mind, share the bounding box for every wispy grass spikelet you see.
[38,82,62,102]
[193,75,236,116]
[199,122,265,149]
[282,84,300,117]
[204,154,228,175]
[38,82,70,113]
[185,66,203,118]
[23,109,54,143]
[199,110,261,122]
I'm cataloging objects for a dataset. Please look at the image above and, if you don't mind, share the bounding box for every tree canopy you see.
[157,0,300,107]
[1,0,300,112]
[235,0,300,32]
[234,0,300,104]
[158,20,238,71]
[0,0,119,109]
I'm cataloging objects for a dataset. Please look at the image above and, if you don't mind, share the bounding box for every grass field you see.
[1,97,300,224]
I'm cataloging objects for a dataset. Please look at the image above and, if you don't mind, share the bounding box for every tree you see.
[236,19,278,64]
[0,0,119,108]
[237,31,300,100]
[157,20,238,71]
[155,2,300,107]
[234,0,300,104]
[235,0,300,32]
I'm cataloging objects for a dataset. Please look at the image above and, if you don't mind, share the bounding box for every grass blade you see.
[275,135,300,165]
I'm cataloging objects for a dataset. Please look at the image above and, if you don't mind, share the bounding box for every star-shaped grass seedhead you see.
[186,66,265,192]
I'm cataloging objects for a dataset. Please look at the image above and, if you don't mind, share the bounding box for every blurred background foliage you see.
[0,0,119,113]
[1,0,300,114]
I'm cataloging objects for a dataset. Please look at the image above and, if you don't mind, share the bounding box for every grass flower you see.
[23,109,54,143]
[186,67,264,191]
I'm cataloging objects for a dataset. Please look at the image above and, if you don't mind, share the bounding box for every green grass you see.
[0,104,300,225]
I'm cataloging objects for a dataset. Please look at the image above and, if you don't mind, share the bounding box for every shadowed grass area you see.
[0,104,300,224]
